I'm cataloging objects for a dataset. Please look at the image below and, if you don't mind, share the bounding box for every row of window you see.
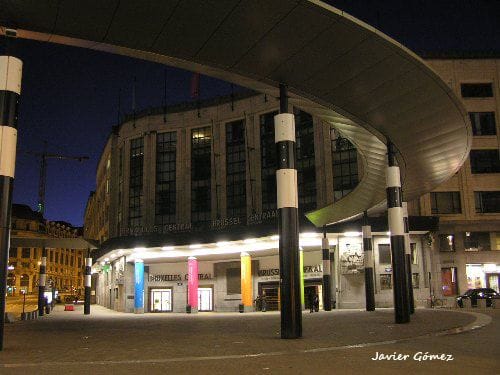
[431,191,500,214]
[128,110,357,227]
[8,248,82,267]
[439,232,495,252]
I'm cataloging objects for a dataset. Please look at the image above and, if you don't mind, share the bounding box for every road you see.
[0,305,498,374]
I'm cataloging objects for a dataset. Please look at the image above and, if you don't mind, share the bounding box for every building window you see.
[21,248,30,259]
[9,247,17,258]
[226,119,246,218]
[412,273,420,289]
[475,191,500,213]
[470,150,500,174]
[378,244,391,264]
[469,112,496,136]
[410,243,418,265]
[295,110,316,212]
[260,111,278,211]
[191,127,212,225]
[226,267,241,294]
[129,137,144,227]
[331,128,358,201]
[441,267,458,296]
[20,274,29,287]
[380,274,392,290]
[439,234,455,252]
[461,83,493,98]
[155,131,177,226]
[430,192,461,214]
[464,232,491,251]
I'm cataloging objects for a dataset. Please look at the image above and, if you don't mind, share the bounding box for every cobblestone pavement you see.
[0,305,498,374]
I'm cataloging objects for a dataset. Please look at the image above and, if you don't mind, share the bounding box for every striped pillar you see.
[187,256,198,313]
[134,260,144,314]
[275,83,301,339]
[240,252,252,312]
[362,212,375,311]
[84,254,92,315]
[402,202,415,314]
[0,56,22,351]
[322,232,332,311]
[386,142,410,324]
[299,249,305,310]
[38,247,47,316]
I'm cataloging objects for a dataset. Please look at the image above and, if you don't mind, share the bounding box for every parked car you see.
[456,288,500,307]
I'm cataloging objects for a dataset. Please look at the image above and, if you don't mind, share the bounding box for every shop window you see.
[469,112,496,136]
[129,137,144,227]
[439,234,455,252]
[475,191,500,213]
[380,274,392,290]
[295,110,316,212]
[470,150,500,174]
[461,83,493,98]
[464,232,491,251]
[156,131,177,225]
[412,273,420,289]
[226,119,246,218]
[191,126,212,225]
[226,267,241,294]
[441,267,458,296]
[21,248,30,258]
[410,243,418,264]
[260,111,278,211]
[331,128,358,201]
[9,247,17,258]
[378,244,391,264]
[430,192,461,214]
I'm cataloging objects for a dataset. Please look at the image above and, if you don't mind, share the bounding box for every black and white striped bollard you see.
[362,211,375,311]
[322,229,332,311]
[386,141,410,324]
[0,55,22,351]
[402,202,415,314]
[275,83,301,339]
[38,247,47,316]
[84,253,92,315]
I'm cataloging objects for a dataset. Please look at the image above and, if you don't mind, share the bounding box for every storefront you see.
[93,226,433,313]
[466,263,500,292]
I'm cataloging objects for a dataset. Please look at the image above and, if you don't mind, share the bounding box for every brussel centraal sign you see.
[120,209,278,237]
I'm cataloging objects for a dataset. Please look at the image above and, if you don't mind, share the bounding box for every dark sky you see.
[1,0,498,227]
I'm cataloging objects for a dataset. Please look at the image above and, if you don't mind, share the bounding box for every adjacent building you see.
[8,204,85,296]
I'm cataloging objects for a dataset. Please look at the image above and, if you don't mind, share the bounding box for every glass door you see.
[151,289,172,312]
[198,287,213,311]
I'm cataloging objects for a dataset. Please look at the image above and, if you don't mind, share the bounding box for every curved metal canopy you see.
[0,0,471,227]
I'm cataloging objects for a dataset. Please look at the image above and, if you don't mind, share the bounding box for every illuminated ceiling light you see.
[7,265,14,270]
[301,232,319,238]
[270,235,279,241]
[217,241,230,247]
[465,232,471,237]
[243,238,257,244]
[162,246,174,251]
[343,231,362,237]
[189,244,202,249]
[104,257,109,262]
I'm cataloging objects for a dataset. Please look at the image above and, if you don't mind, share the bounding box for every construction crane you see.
[27,144,89,214]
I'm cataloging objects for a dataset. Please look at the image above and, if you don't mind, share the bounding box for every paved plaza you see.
[0,305,498,374]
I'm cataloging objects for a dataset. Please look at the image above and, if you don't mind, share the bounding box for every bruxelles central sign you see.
[120,210,278,237]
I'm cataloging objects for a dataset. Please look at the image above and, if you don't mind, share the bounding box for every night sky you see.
[1,0,498,227]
